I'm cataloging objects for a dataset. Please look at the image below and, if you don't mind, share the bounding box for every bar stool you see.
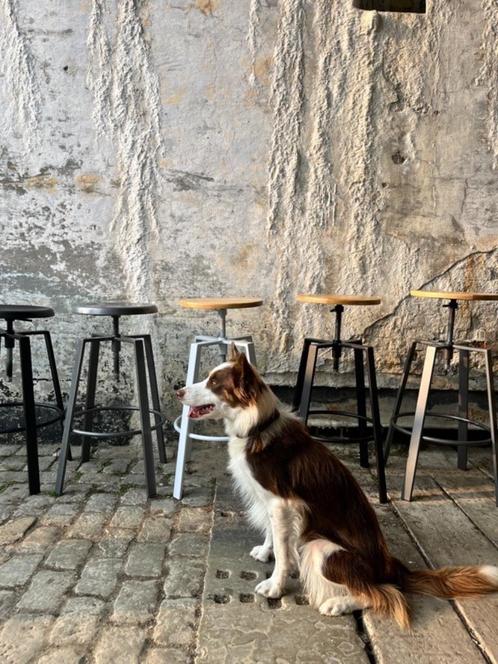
[55,303,166,498]
[173,297,262,500]
[293,294,387,503]
[385,290,498,504]
[0,305,63,494]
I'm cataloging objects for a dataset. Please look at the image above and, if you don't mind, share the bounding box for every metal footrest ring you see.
[305,408,380,443]
[391,411,491,446]
[173,415,229,443]
[71,405,164,440]
[0,401,63,434]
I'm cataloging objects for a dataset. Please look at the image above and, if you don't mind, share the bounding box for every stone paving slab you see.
[0,553,43,587]
[0,516,35,544]
[37,645,88,664]
[45,538,92,569]
[125,542,167,577]
[365,505,484,664]
[49,596,104,646]
[93,625,146,664]
[75,557,122,598]
[17,525,60,553]
[197,510,369,664]
[17,570,76,612]
[154,598,199,648]
[112,579,159,624]
[390,476,498,664]
[0,614,54,664]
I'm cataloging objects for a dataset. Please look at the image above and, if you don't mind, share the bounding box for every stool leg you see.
[293,338,313,412]
[298,343,319,424]
[233,338,257,367]
[457,348,470,470]
[40,331,64,412]
[354,347,369,468]
[19,336,40,495]
[365,346,388,504]
[173,341,202,500]
[142,334,166,463]
[36,330,71,459]
[55,340,86,496]
[385,341,417,464]
[402,345,437,501]
[484,349,498,507]
[134,339,156,498]
[82,338,100,463]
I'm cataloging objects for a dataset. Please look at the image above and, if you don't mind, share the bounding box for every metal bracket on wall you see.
[353,0,426,13]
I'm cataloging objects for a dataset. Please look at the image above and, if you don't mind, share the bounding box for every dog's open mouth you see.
[188,404,215,419]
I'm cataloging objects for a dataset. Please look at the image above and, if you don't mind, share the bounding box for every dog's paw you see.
[319,598,354,617]
[255,578,284,598]
[250,545,273,563]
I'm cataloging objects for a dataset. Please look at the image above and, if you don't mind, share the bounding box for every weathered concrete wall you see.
[1,0,497,415]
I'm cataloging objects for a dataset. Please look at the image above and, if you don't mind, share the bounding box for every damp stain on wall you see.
[0,0,497,407]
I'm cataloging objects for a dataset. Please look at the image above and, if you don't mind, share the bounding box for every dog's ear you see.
[228,343,242,362]
[232,351,260,402]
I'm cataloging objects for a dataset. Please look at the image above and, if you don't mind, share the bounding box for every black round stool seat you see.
[75,302,158,317]
[0,305,54,321]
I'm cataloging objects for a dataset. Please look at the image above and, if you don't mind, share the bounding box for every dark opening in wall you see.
[353,0,426,12]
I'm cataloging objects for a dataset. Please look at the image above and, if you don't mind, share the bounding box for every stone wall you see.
[1,0,497,415]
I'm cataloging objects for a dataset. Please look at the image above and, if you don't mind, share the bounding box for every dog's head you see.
[176,345,265,421]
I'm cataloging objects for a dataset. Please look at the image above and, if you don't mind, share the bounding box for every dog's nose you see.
[176,388,186,400]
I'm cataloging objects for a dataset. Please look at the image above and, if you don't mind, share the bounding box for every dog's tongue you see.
[188,404,214,419]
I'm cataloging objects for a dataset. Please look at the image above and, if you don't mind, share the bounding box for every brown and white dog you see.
[176,347,498,628]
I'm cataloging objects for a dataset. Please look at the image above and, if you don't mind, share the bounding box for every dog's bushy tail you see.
[403,565,498,599]
[360,583,411,630]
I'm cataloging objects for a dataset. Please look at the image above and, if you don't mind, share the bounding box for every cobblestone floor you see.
[0,434,497,663]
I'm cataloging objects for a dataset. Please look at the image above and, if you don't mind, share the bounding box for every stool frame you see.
[55,330,166,498]
[173,308,256,500]
[0,325,64,494]
[384,299,498,505]
[292,306,387,504]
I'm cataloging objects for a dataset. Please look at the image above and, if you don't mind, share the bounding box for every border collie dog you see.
[177,347,498,628]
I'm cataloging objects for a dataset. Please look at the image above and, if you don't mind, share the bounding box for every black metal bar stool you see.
[385,290,498,505]
[55,303,166,498]
[293,294,387,503]
[0,305,63,494]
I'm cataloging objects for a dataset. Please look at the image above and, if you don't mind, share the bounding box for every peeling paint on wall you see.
[111,0,163,302]
[293,0,341,342]
[1,0,498,410]
[87,0,113,139]
[266,0,305,357]
[477,0,498,170]
[0,0,40,147]
[247,0,262,87]
[86,0,163,302]
[339,12,381,300]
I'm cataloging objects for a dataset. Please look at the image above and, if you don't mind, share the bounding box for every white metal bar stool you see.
[173,297,263,499]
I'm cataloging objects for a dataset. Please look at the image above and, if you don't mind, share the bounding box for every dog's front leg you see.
[250,527,273,563]
[255,500,291,598]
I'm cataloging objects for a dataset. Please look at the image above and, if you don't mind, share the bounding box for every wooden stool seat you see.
[179,297,263,311]
[297,294,381,306]
[411,290,498,302]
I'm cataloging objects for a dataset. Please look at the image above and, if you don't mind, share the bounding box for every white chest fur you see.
[227,436,274,533]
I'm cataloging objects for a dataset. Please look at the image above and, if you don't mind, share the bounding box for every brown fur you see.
[213,350,498,628]
[404,567,498,599]
[207,349,263,407]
